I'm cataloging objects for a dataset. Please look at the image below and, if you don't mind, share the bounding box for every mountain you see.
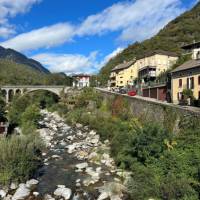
[0,59,73,86]
[98,2,200,85]
[0,46,49,74]
[0,59,48,85]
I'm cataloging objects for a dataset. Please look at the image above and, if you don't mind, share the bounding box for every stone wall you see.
[97,89,200,132]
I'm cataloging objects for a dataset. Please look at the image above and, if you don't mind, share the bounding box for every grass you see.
[0,134,43,185]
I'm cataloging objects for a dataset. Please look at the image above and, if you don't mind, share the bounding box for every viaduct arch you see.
[0,85,71,103]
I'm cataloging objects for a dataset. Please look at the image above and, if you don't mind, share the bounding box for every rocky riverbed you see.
[0,110,130,200]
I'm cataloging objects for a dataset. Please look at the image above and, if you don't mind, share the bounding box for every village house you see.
[171,41,200,104]
[109,50,178,92]
[109,60,136,88]
[136,50,178,84]
[72,74,90,88]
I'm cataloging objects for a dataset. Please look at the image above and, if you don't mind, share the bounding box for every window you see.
[179,79,182,88]
[199,91,200,99]
[198,76,200,85]
[187,77,194,89]
[120,81,123,84]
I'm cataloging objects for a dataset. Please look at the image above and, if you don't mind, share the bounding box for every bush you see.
[128,123,172,164]
[0,134,43,185]
[127,164,159,200]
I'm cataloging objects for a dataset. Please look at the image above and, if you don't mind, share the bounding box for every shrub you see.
[8,95,30,125]
[0,134,43,185]
[127,164,159,200]
[128,123,172,164]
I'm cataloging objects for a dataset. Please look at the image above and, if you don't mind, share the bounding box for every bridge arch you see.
[25,88,62,96]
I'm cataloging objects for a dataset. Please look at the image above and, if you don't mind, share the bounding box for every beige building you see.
[171,42,200,104]
[109,50,178,88]
[136,50,178,83]
[109,60,136,88]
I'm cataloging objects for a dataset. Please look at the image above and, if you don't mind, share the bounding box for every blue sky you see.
[0,0,198,74]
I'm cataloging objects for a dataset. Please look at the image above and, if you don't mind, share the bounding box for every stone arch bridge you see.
[0,85,71,103]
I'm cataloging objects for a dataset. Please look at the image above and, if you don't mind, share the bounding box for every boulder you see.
[75,162,88,170]
[0,190,7,198]
[26,179,39,189]
[54,187,72,200]
[12,184,30,200]
[97,192,109,200]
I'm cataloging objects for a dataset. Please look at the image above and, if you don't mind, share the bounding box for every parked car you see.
[119,88,127,94]
[128,90,137,96]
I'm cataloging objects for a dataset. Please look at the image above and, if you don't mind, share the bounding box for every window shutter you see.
[187,78,189,89]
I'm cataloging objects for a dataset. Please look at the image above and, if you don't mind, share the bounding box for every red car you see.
[128,90,137,96]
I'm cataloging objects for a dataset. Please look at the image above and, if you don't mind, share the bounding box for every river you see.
[4,110,130,200]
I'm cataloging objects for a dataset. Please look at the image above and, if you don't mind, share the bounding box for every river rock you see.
[26,179,39,188]
[12,184,30,200]
[54,187,72,200]
[33,192,39,197]
[0,190,7,198]
[10,183,18,190]
[97,192,109,200]
[4,194,12,200]
[44,194,55,200]
[75,162,88,170]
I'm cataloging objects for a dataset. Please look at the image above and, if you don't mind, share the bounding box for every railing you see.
[142,81,167,89]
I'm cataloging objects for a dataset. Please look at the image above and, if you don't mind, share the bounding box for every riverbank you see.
[0,110,129,200]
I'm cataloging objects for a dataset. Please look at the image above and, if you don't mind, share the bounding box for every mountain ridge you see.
[0,46,50,74]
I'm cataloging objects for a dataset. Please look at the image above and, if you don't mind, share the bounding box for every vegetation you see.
[0,134,43,185]
[98,2,200,85]
[0,59,72,86]
[0,90,59,186]
[52,88,200,199]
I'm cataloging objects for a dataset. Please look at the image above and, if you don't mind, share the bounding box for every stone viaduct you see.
[0,85,71,103]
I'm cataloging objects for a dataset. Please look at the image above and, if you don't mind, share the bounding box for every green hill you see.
[0,59,72,86]
[98,2,200,85]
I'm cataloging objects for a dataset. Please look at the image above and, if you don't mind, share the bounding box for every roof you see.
[182,41,200,50]
[111,60,135,72]
[137,50,178,60]
[171,59,200,73]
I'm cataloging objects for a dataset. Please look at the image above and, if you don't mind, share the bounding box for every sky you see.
[0,0,198,74]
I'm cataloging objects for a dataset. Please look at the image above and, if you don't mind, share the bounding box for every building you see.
[171,42,200,104]
[182,41,200,60]
[72,74,90,88]
[109,60,136,88]
[136,50,178,83]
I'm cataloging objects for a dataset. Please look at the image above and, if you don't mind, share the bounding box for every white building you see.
[72,74,90,87]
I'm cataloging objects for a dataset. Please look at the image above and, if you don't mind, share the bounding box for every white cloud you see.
[32,47,124,74]
[0,0,41,38]
[97,47,124,68]
[0,0,187,51]
[32,52,98,74]
[1,23,75,51]
[78,0,184,42]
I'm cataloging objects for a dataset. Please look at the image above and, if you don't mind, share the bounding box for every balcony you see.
[139,66,156,82]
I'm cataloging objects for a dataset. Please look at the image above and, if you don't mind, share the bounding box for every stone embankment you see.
[0,110,130,200]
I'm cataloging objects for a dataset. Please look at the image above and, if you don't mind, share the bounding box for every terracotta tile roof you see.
[111,60,135,72]
[171,59,200,73]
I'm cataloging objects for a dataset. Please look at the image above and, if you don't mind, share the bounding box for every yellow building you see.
[171,60,200,104]
[171,42,200,104]
[109,50,178,89]
[136,50,178,83]
[109,60,136,88]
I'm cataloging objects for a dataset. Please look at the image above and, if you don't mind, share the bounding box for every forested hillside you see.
[98,2,200,85]
[0,59,72,86]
